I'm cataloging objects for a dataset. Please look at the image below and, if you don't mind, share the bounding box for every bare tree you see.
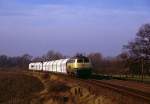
[42,50,64,61]
[88,52,103,72]
[124,24,150,75]
[18,54,32,68]
[0,55,8,67]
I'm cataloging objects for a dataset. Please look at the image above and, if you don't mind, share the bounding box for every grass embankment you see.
[0,71,44,104]
[0,70,148,104]
[29,72,72,104]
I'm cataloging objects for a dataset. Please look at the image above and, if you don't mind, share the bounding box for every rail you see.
[84,79,150,102]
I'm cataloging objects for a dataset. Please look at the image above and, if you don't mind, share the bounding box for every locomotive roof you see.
[71,55,88,59]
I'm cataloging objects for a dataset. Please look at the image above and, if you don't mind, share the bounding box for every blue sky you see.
[0,0,150,56]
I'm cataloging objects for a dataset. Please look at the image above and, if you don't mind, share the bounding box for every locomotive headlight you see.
[75,62,77,68]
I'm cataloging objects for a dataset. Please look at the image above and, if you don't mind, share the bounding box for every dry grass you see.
[47,81,70,93]
[1,70,147,104]
[0,71,44,104]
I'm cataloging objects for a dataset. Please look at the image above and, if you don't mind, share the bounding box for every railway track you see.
[83,79,150,102]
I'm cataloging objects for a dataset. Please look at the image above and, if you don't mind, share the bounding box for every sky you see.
[0,0,150,57]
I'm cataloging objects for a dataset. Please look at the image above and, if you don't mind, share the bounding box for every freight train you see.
[29,56,92,77]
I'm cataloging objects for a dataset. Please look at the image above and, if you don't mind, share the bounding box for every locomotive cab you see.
[67,56,92,77]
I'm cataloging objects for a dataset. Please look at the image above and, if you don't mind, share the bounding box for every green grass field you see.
[101,74,150,83]
[93,73,150,83]
[112,74,150,83]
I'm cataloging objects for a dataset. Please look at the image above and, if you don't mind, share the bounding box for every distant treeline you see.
[0,51,127,74]
[0,54,32,69]
[0,23,150,75]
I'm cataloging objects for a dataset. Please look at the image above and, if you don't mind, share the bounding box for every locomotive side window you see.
[68,59,75,63]
[84,58,89,63]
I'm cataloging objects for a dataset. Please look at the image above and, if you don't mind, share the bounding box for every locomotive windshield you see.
[77,58,89,63]
[77,59,83,63]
